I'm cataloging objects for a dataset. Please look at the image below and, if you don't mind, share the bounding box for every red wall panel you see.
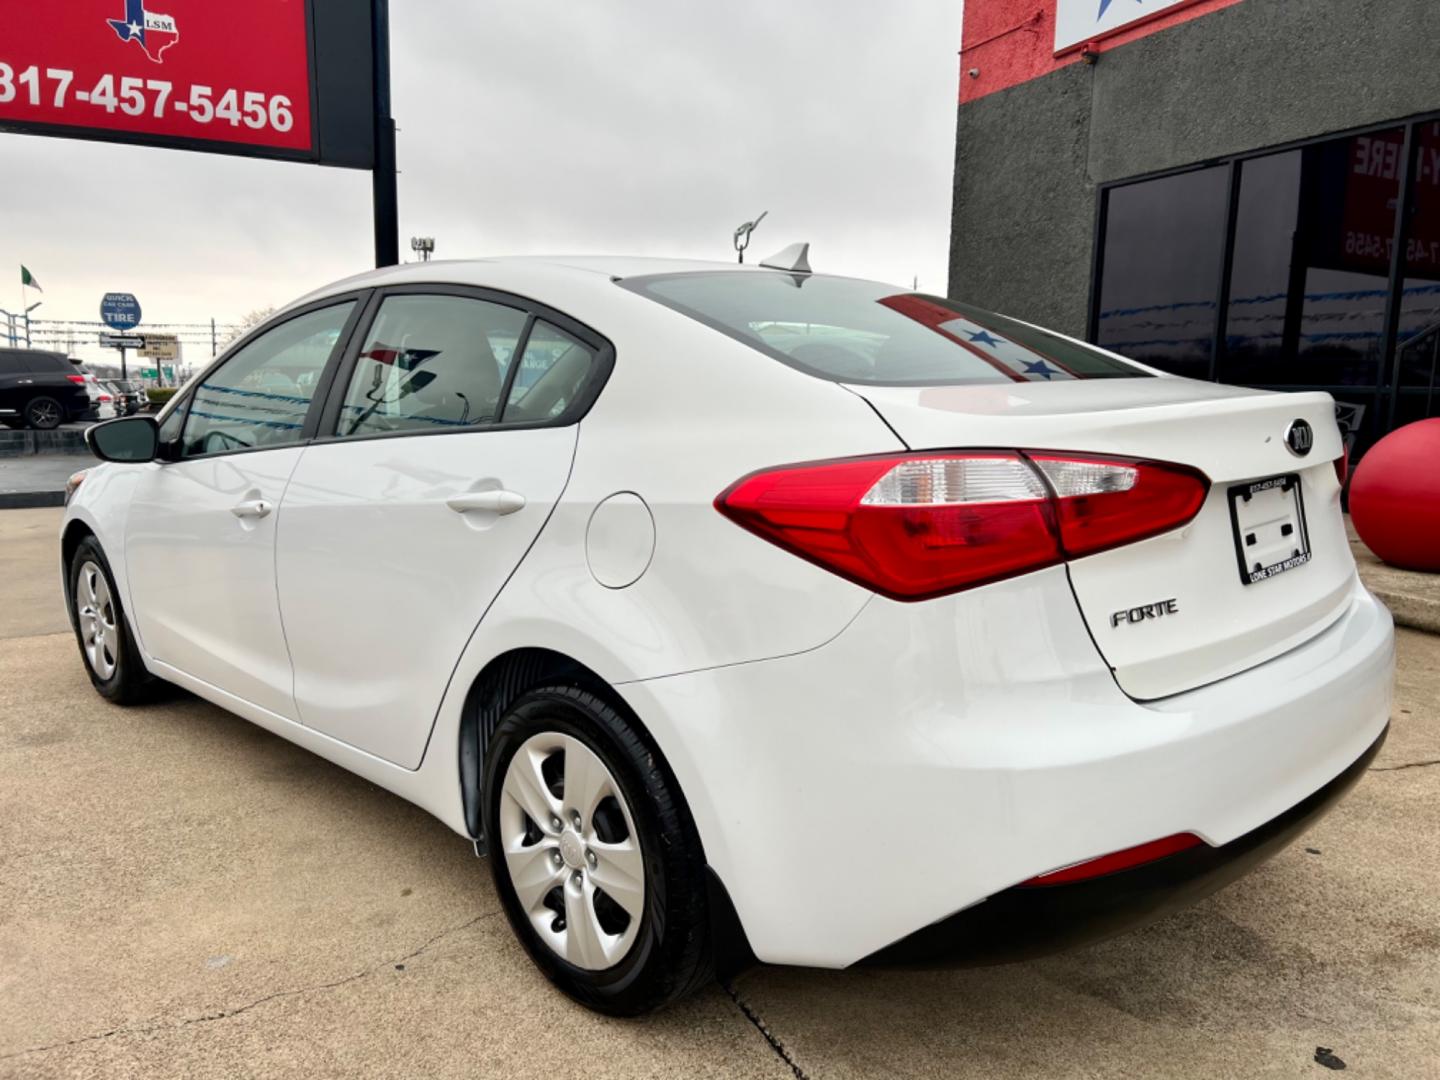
[961,0,1245,104]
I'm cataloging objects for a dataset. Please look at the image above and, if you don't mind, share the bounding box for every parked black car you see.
[0,349,93,429]
[101,378,149,417]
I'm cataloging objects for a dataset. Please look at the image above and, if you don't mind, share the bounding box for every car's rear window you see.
[622,272,1148,386]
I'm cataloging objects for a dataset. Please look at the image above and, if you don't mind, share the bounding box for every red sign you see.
[0,0,314,156]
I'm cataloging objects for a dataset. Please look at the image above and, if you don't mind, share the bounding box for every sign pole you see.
[372,0,399,268]
[120,345,128,382]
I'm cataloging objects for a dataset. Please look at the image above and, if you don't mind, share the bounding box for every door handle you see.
[446,490,526,515]
[230,498,273,519]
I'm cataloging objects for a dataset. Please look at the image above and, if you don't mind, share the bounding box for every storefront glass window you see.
[1092,117,1440,456]
[1095,166,1229,379]
[1219,150,1300,381]
[1393,120,1440,425]
[1217,130,1404,389]
[1289,129,1404,388]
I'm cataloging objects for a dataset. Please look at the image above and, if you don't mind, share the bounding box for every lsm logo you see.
[107,0,181,65]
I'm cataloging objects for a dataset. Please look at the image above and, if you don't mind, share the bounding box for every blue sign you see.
[100,292,142,331]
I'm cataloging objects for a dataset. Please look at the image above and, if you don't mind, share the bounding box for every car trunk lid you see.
[851,379,1355,699]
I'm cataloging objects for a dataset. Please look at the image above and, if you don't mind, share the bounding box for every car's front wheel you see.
[483,686,714,1015]
[68,537,153,704]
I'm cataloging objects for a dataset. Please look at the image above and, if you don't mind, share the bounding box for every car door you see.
[124,299,363,719]
[0,351,24,421]
[275,287,608,768]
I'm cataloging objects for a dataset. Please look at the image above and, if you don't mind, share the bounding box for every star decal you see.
[1023,360,1059,380]
[966,329,1003,348]
[126,20,141,37]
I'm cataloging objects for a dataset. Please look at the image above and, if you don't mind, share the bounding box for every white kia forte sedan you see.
[63,256,1394,1015]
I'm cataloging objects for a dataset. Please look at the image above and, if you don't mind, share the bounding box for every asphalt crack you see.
[723,979,810,1080]
[1369,759,1440,772]
[1,909,502,1062]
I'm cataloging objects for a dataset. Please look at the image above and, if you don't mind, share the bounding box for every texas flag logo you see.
[107,0,180,64]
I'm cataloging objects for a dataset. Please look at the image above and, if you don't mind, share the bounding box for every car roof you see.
[0,348,66,360]
[289,255,801,311]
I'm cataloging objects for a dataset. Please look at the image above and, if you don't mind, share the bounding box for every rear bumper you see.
[622,567,1395,968]
[858,723,1387,967]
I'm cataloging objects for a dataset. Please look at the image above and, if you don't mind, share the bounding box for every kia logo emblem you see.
[1285,419,1314,457]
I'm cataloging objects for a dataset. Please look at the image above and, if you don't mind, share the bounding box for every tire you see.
[68,536,154,704]
[24,396,63,430]
[483,686,714,1015]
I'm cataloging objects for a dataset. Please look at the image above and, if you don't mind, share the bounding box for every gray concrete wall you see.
[950,63,1097,335]
[950,0,1440,336]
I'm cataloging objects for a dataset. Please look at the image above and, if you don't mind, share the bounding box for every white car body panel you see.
[621,574,1392,966]
[276,426,579,768]
[59,256,1397,974]
[125,448,306,718]
[1068,467,1353,699]
[851,379,1341,474]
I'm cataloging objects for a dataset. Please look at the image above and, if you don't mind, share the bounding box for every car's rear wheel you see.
[69,537,153,704]
[25,396,63,430]
[482,686,713,1015]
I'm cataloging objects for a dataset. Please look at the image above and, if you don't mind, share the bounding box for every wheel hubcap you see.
[33,401,58,425]
[499,732,645,971]
[75,561,118,680]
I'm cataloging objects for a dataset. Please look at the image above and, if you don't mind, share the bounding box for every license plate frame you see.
[1227,474,1312,586]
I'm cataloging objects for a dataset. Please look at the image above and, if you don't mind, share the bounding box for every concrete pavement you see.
[2,507,1437,1079]
[0,509,68,639]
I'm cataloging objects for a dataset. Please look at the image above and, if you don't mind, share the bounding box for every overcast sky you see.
[5,1,962,365]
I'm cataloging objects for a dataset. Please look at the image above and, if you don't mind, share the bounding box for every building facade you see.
[950,0,1440,456]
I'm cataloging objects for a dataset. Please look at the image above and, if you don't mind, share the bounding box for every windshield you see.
[623,272,1148,386]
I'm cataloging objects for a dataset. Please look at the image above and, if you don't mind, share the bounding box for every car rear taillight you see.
[66,374,86,385]
[716,451,1210,601]
[1030,454,1210,557]
[1019,833,1204,886]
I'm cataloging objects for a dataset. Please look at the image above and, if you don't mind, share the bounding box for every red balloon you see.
[1349,418,1440,572]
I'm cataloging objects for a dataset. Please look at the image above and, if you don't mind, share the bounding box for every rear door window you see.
[500,321,596,424]
[336,294,527,437]
[623,272,1148,386]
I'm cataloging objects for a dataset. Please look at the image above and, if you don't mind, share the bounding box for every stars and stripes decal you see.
[877,294,1077,382]
[935,316,1075,381]
[362,344,442,370]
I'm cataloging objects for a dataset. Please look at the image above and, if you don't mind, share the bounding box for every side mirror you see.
[86,416,159,463]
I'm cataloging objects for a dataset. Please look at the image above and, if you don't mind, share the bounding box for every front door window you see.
[183,303,354,457]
